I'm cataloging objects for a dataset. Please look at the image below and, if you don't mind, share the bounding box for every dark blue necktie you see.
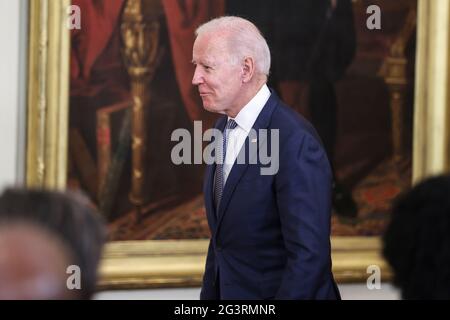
[214,119,238,213]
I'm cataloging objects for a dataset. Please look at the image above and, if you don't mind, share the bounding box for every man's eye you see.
[204,66,212,70]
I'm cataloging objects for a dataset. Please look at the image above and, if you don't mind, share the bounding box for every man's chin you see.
[202,104,218,113]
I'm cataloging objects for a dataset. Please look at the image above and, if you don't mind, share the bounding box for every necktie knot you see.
[226,119,238,130]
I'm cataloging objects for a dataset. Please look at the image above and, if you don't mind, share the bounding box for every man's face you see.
[192,34,243,114]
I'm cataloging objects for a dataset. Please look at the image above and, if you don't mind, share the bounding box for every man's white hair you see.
[195,16,271,78]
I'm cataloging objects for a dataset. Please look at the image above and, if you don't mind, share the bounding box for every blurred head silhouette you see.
[0,223,76,299]
[383,175,450,299]
[0,188,106,299]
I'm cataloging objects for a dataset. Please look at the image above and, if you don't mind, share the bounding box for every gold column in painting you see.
[121,0,162,215]
[414,0,450,182]
[379,6,416,165]
[26,0,70,189]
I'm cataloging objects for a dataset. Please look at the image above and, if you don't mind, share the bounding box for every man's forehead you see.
[193,35,229,62]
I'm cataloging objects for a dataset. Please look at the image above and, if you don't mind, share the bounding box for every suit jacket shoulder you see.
[270,97,325,148]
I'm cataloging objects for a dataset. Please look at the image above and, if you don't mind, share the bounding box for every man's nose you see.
[192,66,203,85]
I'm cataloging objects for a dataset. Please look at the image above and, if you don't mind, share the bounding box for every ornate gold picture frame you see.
[26,0,450,290]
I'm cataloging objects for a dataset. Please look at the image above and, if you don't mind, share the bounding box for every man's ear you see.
[242,57,255,83]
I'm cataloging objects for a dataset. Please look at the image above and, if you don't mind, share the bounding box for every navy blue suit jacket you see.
[200,91,340,300]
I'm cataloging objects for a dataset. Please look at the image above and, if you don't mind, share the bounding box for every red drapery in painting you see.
[70,0,126,97]
[162,0,225,124]
[70,0,223,124]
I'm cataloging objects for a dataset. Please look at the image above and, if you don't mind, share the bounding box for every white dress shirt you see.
[223,84,271,184]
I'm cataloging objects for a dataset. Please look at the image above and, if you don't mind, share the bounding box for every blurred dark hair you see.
[383,175,450,299]
[0,188,106,299]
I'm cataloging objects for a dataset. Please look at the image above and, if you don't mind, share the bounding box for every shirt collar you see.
[228,84,271,133]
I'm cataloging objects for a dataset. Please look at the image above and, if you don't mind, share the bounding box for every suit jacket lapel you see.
[215,92,279,235]
[204,161,216,227]
[204,116,227,229]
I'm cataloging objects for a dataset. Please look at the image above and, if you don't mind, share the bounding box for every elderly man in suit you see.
[192,16,340,300]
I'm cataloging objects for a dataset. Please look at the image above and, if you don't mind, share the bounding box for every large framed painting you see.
[26,0,450,289]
